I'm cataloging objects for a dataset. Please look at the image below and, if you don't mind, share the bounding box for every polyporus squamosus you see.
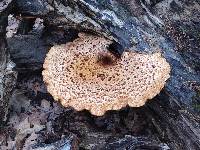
[42,33,170,116]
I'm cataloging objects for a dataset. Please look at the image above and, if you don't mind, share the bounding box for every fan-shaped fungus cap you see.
[42,33,170,116]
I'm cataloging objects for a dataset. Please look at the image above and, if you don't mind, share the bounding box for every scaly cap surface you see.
[43,33,170,116]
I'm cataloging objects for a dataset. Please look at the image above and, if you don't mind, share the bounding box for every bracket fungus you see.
[42,33,170,116]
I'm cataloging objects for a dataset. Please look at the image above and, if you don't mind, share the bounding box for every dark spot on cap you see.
[97,53,116,66]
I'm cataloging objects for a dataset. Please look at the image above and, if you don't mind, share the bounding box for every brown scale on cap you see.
[42,33,171,116]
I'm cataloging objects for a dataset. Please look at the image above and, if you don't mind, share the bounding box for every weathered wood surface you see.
[0,0,200,149]
[0,0,17,124]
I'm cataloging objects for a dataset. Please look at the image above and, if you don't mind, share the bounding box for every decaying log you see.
[15,0,200,108]
[0,0,200,149]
